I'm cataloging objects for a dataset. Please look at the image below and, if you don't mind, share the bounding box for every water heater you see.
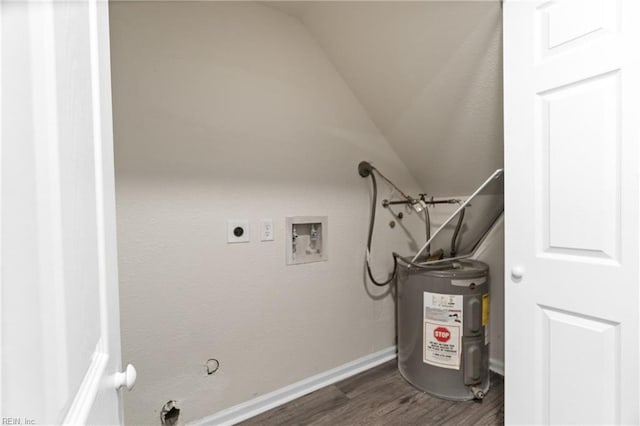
[396,258,490,400]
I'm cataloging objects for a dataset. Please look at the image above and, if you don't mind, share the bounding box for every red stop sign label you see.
[434,327,450,343]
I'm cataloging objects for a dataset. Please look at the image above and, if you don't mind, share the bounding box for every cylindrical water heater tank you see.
[397,258,490,401]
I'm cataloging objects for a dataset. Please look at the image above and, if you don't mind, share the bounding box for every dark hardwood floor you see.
[239,360,504,426]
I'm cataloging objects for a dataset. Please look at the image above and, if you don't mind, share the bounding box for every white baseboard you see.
[190,346,397,426]
[490,357,504,376]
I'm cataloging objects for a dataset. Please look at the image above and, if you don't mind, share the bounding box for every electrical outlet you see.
[260,219,274,241]
[227,219,250,243]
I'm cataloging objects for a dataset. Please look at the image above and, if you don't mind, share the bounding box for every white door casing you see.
[504,0,640,424]
[1,0,127,424]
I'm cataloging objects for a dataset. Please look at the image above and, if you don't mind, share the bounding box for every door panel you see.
[544,0,616,50]
[1,0,124,423]
[54,0,103,405]
[504,0,640,424]
[540,71,620,260]
[540,307,619,425]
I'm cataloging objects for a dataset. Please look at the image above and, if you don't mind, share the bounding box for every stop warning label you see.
[423,292,462,369]
[433,327,451,342]
[423,322,461,369]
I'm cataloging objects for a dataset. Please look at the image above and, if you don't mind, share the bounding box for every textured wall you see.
[109,2,426,424]
[274,1,504,196]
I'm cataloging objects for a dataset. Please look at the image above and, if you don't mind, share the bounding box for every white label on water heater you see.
[423,292,463,370]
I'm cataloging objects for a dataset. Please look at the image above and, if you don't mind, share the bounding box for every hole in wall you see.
[160,400,180,426]
[205,358,220,375]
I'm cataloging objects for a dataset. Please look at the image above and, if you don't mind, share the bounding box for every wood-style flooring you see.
[239,360,504,426]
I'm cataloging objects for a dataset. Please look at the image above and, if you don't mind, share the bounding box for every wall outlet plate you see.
[227,219,250,243]
[260,219,274,241]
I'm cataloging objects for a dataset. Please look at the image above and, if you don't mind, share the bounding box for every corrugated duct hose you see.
[450,208,465,257]
[359,161,465,287]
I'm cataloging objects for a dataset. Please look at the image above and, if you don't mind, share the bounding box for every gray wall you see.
[110,2,427,424]
[274,1,504,196]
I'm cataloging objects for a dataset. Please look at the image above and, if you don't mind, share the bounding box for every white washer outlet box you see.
[227,219,250,243]
[285,216,328,265]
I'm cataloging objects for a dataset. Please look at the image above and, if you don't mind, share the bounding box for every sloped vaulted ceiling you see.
[271,1,503,196]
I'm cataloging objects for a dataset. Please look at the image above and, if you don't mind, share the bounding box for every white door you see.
[504,0,640,424]
[1,0,131,424]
